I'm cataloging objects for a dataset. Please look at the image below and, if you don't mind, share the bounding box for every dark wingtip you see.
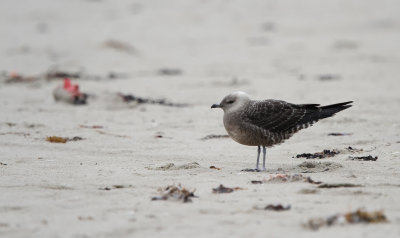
[321,101,353,109]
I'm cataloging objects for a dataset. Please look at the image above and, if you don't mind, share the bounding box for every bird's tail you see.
[295,101,353,127]
[318,101,353,119]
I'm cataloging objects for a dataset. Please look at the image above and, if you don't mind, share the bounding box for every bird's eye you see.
[227,100,235,104]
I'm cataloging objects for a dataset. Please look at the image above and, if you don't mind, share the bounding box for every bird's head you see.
[211,91,250,112]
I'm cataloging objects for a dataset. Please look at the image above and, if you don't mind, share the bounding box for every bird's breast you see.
[223,112,254,145]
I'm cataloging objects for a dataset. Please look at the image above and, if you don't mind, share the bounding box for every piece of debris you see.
[25,123,44,129]
[157,68,183,76]
[267,174,299,182]
[318,183,362,188]
[305,209,387,230]
[201,134,230,140]
[46,70,80,79]
[2,71,38,84]
[265,174,322,184]
[0,162,7,166]
[45,68,128,81]
[345,146,363,153]
[241,168,263,172]
[42,185,73,190]
[96,130,129,138]
[349,155,378,161]
[263,204,291,211]
[80,125,103,129]
[0,132,30,137]
[212,184,244,193]
[53,78,87,105]
[295,149,340,159]
[298,188,319,194]
[46,136,68,143]
[209,166,221,170]
[108,71,129,79]
[345,209,387,223]
[99,185,132,190]
[305,177,323,184]
[46,136,84,143]
[103,39,136,55]
[118,93,187,107]
[154,132,165,138]
[99,187,111,191]
[250,180,263,184]
[317,74,341,81]
[149,162,200,171]
[151,184,196,203]
[305,214,344,230]
[328,133,353,136]
[297,161,343,173]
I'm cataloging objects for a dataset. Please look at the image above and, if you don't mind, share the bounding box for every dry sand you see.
[1,0,400,237]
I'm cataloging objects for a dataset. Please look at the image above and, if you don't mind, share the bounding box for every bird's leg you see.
[255,145,261,171]
[261,146,266,171]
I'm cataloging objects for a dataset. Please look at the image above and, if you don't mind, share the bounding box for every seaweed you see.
[46,70,80,79]
[250,180,263,184]
[209,166,221,170]
[265,174,322,184]
[2,72,38,84]
[151,184,196,203]
[119,93,188,107]
[212,184,244,193]
[241,168,263,172]
[349,155,378,161]
[99,185,133,190]
[345,146,363,153]
[328,133,352,136]
[296,149,340,159]
[345,209,387,223]
[305,209,387,230]
[318,183,362,188]
[264,204,291,211]
[317,74,341,81]
[46,136,84,143]
[46,136,68,143]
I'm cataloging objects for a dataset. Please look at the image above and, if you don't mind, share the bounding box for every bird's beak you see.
[211,104,221,109]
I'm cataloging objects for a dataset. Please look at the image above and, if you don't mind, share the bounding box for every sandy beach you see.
[1,0,400,237]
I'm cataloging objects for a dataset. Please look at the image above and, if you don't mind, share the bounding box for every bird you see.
[211,91,352,171]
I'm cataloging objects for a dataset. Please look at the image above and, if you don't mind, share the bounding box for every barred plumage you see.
[211,91,353,171]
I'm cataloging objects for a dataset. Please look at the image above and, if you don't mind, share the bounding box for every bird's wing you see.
[242,100,320,133]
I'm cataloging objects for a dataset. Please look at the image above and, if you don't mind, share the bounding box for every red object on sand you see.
[53,78,87,104]
[63,78,82,97]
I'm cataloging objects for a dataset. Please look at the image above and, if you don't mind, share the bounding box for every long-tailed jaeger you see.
[211,91,352,171]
